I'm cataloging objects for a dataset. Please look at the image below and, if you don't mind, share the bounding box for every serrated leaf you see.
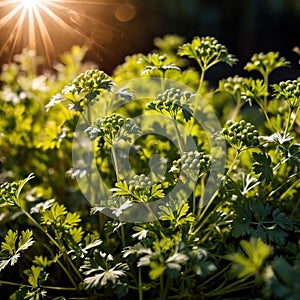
[182,104,193,122]
[0,230,34,272]
[231,238,271,278]
[62,212,81,229]
[18,229,34,252]
[252,152,273,184]
[41,203,67,226]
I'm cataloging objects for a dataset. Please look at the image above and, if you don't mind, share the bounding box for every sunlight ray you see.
[0,0,120,64]
[32,4,55,63]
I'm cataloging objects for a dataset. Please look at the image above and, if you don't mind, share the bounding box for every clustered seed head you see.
[0,181,19,205]
[85,114,138,144]
[195,37,225,58]
[172,151,211,180]
[222,120,259,148]
[274,80,300,108]
[194,37,237,66]
[128,174,152,189]
[71,70,112,95]
[85,114,125,142]
[219,76,245,97]
[147,88,193,114]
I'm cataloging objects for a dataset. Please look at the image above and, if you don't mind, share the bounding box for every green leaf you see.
[24,265,46,287]
[41,203,67,226]
[232,201,293,245]
[18,229,35,252]
[80,250,128,289]
[252,152,273,184]
[231,238,271,278]
[62,212,81,229]
[265,257,300,299]
[149,261,166,280]
[0,173,34,207]
[0,229,34,272]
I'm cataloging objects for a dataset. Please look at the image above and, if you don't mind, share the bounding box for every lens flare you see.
[0,0,120,64]
[20,0,42,9]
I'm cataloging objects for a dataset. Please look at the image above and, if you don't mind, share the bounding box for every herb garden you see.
[0,35,300,299]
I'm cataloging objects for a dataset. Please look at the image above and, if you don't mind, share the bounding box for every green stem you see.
[161,277,171,300]
[161,70,166,92]
[56,258,79,289]
[268,173,298,198]
[197,66,206,94]
[121,224,126,248]
[22,210,82,285]
[0,280,77,291]
[193,149,240,233]
[53,229,83,282]
[197,176,206,217]
[138,267,143,300]
[288,105,300,131]
[111,145,119,180]
[263,73,269,109]
[226,149,240,178]
[230,98,243,121]
[284,106,292,135]
[173,119,184,154]
[160,275,164,300]
[193,189,219,235]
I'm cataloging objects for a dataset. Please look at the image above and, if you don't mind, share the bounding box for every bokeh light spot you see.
[114,4,136,22]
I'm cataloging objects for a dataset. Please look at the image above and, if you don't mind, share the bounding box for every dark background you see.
[1,0,299,81]
[121,0,300,83]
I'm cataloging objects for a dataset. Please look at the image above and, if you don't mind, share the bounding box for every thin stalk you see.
[160,275,164,300]
[192,189,219,235]
[284,106,292,135]
[173,119,184,154]
[138,267,143,300]
[197,264,230,289]
[288,105,300,131]
[161,277,171,300]
[230,98,243,122]
[111,145,119,180]
[121,224,126,248]
[254,96,277,132]
[0,280,77,291]
[53,229,83,282]
[268,173,298,198]
[56,259,79,289]
[205,279,254,297]
[263,73,269,109]
[192,190,196,215]
[197,65,206,94]
[193,150,240,233]
[197,176,206,217]
[160,70,166,92]
[22,210,83,284]
[226,149,240,178]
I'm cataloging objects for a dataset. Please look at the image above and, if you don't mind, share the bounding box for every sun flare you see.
[0,0,123,65]
[20,0,43,9]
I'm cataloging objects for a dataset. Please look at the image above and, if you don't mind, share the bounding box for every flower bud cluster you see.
[85,114,139,144]
[128,174,152,189]
[244,52,290,75]
[219,76,246,99]
[273,79,300,109]
[171,151,211,180]
[0,181,19,205]
[222,120,259,148]
[195,37,227,59]
[147,88,194,118]
[72,69,112,95]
